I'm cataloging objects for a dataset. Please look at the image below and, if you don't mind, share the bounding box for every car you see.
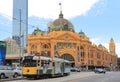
[94,68,106,74]
[0,66,18,79]
[70,67,81,72]
[13,66,22,77]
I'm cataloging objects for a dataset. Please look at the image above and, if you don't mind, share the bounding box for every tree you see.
[117,57,120,69]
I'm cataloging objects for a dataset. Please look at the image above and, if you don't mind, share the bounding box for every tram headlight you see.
[27,69,29,72]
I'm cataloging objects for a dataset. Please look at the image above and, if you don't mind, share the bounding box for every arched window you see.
[80,46,85,57]
[43,44,49,48]
[63,24,69,31]
[31,44,37,54]
[31,45,37,49]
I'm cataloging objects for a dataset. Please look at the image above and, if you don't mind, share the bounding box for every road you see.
[1,72,120,82]
[63,72,120,82]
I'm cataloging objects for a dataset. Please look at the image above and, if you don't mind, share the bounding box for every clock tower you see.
[109,38,116,55]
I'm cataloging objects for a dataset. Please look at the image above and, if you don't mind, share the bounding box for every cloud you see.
[29,0,100,19]
[0,0,13,17]
[116,43,120,57]
[0,0,100,19]
[94,0,108,16]
[90,37,101,43]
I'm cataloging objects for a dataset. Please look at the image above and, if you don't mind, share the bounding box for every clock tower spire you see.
[109,38,116,55]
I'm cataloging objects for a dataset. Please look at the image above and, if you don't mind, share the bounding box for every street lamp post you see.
[19,33,24,65]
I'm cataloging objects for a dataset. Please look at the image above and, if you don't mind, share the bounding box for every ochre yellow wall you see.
[27,31,117,67]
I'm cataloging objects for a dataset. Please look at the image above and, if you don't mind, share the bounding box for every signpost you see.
[0,41,6,66]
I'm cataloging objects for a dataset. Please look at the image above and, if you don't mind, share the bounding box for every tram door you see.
[42,60,50,74]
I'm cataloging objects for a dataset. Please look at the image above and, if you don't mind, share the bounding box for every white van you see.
[13,66,22,76]
[0,66,17,79]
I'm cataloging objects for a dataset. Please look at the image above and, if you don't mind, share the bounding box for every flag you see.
[54,45,56,57]
[78,46,80,62]
[59,3,61,5]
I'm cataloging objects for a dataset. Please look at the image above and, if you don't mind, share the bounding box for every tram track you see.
[0,77,23,82]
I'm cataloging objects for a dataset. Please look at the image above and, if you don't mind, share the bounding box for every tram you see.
[22,55,71,79]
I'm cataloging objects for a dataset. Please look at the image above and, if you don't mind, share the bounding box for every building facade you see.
[12,0,28,50]
[27,12,117,70]
[4,38,21,65]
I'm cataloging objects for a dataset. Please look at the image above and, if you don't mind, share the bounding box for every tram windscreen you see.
[22,56,37,67]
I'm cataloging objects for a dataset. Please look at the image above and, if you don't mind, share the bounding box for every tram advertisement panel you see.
[0,41,6,66]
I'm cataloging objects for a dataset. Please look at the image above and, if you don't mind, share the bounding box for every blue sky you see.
[0,0,120,57]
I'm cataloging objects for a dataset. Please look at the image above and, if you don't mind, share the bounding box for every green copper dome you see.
[79,31,86,37]
[32,28,42,35]
[48,13,74,32]
[98,44,103,48]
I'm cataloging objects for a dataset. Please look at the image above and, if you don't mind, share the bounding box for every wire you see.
[0,12,41,34]
[0,29,12,34]
[0,12,39,28]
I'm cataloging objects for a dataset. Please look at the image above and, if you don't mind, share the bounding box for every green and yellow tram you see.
[22,55,70,79]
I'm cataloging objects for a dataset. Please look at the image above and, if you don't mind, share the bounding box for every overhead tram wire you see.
[0,12,39,30]
[0,13,12,34]
[0,29,12,34]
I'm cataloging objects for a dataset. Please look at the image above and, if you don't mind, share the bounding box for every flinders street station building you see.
[27,12,117,70]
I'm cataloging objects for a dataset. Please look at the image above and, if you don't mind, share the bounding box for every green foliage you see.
[117,58,120,66]
[0,41,6,47]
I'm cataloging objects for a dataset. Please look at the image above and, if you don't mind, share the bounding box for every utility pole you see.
[19,9,22,65]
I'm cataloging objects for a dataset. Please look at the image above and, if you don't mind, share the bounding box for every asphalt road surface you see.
[63,72,120,82]
[1,71,120,82]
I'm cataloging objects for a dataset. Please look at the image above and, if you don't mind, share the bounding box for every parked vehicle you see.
[0,66,18,79]
[94,68,106,74]
[13,66,22,76]
[70,67,81,72]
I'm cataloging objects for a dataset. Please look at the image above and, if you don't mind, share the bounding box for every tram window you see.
[53,62,55,66]
[41,60,44,67]
[41,60,47,67]
[23,60,37,67]
[65,63,70,68]
[38,60,40,63]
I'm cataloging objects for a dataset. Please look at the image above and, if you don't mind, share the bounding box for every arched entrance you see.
[60,54,75,67]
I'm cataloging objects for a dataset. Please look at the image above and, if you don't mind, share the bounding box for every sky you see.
[0,0,120,57]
